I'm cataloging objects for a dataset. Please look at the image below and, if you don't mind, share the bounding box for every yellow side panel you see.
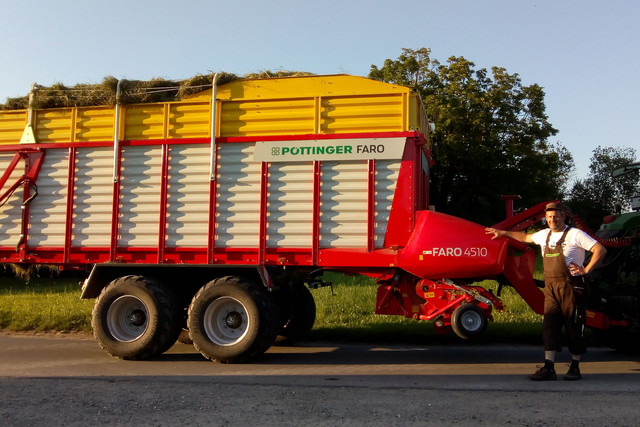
[409,92,429,134]
[197,75,428,137]
[7,107,114,144]
[168,102,210,139]
[210,75,412,101]
[1,76,429,144]
[76,107,114,142]
[35,109,74,143]
[0,110,27,145]
[218,93,407,136]
[321,94,404,134]
[220,98,315,137]
[123,102,211,140]
[123,104,165,140]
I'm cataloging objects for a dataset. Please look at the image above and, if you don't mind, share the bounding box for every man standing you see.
[485,202,607,381]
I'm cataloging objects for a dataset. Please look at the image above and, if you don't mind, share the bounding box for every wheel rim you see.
[106,295,149,342]
[461,309,483,332]
[202,296,250,346]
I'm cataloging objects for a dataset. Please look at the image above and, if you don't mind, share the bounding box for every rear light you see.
[602,215,617,224]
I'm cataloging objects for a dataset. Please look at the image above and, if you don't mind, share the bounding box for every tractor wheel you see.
[275,283,316,345]
[92,275,179,360]
[451,304,487,339]
[188,276,279,363]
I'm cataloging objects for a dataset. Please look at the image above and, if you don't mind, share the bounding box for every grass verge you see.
[0,274,93,333]
[1,270,543,345]
[308,272,543,345]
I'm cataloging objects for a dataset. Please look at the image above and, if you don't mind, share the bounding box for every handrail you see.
[209,73,219,181]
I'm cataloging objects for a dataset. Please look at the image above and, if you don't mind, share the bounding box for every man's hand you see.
[578,242,607,276]
[485,227,502,240]
[484,228,534,244]
[569,262,585,276]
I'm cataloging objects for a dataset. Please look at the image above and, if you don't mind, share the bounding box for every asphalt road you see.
[1,332,639,426]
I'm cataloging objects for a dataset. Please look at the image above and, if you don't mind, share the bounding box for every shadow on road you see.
[157,341,640,366]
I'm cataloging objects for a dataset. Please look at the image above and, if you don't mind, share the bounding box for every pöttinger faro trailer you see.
[0,75,543,362]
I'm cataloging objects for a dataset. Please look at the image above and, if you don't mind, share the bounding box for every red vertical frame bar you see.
[413,141,420,214]
[382,138,416,248]
[18,157,31,260]
[407,142,416,228]
[258,162,269,264]
[63,147,77,264]
[109,148,122,262]
[17,151,45,260]
[312,160,321,265]
[207,142,218,264]
[157,143,169,263]
[367,159,376,252]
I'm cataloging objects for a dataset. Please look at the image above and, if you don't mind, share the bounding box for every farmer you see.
[485,202,607,381]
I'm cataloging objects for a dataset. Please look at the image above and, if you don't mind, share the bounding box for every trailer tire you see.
[188,277,279,363]
[275,284,316,345]
[451,304,487,339]
[91,275,178,360]
[177,329,193,345]
[157,286,187,354]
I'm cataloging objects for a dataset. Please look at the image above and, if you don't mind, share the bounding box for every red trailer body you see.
[0,75,544,362]
[1,133,429,270]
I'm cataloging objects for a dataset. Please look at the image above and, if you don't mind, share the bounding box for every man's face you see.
[545,210,566,232]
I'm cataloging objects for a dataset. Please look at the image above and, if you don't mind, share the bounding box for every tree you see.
[567,146,639,229]
[369,48,573,225]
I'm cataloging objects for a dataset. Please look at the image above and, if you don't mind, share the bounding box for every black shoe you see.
[528,365,557,381]
[564,365,582,381]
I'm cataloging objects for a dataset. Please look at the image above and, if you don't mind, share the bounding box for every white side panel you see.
[215,142,261,248]
[319,161,368,248]
[118,146,162,247]
[0,153,24,247]
[29,149,69,247]
[374,160,400,248]
[72,147,113,246]
[165,144,210,247]
[267,162,313,247]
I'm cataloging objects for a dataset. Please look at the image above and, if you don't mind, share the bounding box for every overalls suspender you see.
[542,227,571,281]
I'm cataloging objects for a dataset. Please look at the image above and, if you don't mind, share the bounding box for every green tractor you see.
[585,162,640,349]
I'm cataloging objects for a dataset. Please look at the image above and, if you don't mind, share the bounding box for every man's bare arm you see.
[569,242,607,276]
[485,227,534,244]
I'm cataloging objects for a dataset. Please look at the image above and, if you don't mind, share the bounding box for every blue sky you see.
[1,0,638,180]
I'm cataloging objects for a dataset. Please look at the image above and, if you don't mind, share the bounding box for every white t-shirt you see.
[531,226,598,268]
